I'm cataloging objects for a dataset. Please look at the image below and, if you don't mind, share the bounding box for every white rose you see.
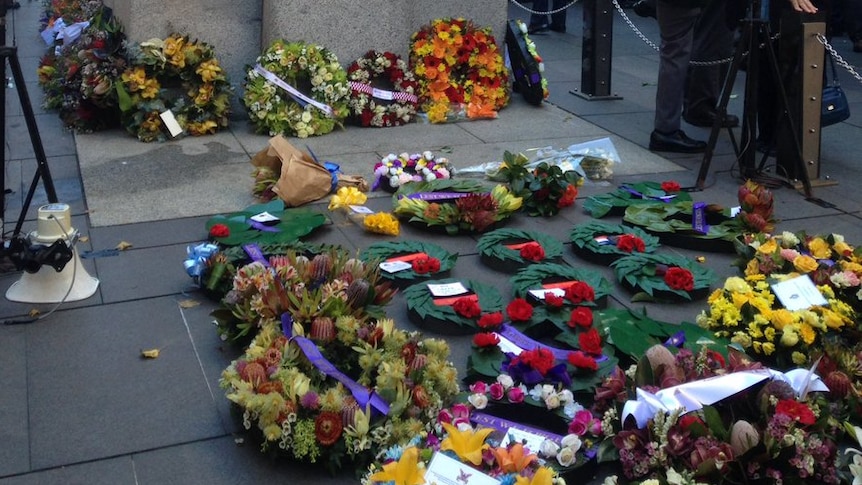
[389,175,400,187]
[399,152,410,160]
[496,374,514,390]
[423,150,434,160]
[556,446,576,467]
[541,384,555,399]
[301,111,312,123]
[539,439,560,458]
[560,434,582,451]
[544,393,561,409]
[425,172,436,182]
[468,393,489,409]
[558,389,574,404]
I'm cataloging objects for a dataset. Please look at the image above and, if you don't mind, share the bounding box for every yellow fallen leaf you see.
[141,348,160,359]
[28,308,41,317]
[78,236,89,243]
[696,256,706,263]
[178,299,199,309]
[116,241,133,250]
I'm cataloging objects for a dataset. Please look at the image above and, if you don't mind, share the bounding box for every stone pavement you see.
[2,1,862,483]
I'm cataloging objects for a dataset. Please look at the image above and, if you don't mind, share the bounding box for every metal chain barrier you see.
[817,33,862,85]
[508,0,582,16]
[608,0,660,51]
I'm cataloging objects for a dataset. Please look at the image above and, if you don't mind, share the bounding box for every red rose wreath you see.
[347,50,419,127]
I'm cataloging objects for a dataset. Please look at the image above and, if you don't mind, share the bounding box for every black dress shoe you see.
[684,110,739,128]
[528,23,549,34]
[632,0,656,18]
[649,130,707,153]
[549,23,566,33]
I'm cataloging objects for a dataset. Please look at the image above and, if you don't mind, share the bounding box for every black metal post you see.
[572,0,621,100]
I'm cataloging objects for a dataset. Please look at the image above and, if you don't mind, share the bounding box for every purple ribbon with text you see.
[470,411,564,445]
[498,324,608,362]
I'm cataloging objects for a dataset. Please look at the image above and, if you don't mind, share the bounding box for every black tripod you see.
[695,0,813,198]
[1,0,58,238]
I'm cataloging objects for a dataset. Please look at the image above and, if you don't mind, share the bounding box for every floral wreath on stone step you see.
[477,228,564,272]
[346,50,419,127]
[116,33,233,142]
[359,240,458,287]
[372,151,452,192]
[409,17,510,123]
[243,40,350,138]
[611,252,715,302]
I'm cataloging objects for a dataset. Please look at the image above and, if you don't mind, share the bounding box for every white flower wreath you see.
[243,40,350,138]
[346,50,419,127]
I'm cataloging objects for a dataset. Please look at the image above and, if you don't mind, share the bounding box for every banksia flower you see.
[309,253,332,281]
[310,316,336,343]
[346,279,371,308]
[824,370,852,399]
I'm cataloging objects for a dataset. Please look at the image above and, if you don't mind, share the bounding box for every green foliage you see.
[477,228,564,267]
[359,240,458,283]
[204,200,326,246]
[403,278,504,333]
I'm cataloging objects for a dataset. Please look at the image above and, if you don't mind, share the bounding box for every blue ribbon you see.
[184,243,219,280]
[324,161,341,192]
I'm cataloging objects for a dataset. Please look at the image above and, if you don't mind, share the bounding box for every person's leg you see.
[530,0,551,32]
[550,0,568,31]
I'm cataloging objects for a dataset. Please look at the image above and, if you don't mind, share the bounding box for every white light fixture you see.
[6,203,99,303]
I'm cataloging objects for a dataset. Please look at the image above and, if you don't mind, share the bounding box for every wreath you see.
[622,200,740,253]
[346,50,418,127]
[409,17,510,123]
[505,19,548,105]
[404,278,504,335]
[372,151,452,192]
[582,181,692,218]
[509,263,614,336]
[116,33,232,142]
[611,252,716,302]
[392,179,522,235]
[477,228,564,272]
[359,240,458,287]
[569,221,661,265]
[204,200,327,247]
[243,40,349,138]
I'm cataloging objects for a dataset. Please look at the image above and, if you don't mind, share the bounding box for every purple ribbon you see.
[404,192,487,201]
[243,243,270,266]
[280,313,390,416]
[470,411,564,445]
[620,184,676,202]
[692,202,709,234]
[248,220,281,232]
[498,324,608,363]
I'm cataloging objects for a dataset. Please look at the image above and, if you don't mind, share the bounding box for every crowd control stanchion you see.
[572,0,622,100]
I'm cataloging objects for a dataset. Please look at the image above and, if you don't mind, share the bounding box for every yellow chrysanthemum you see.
[799,322,817,345]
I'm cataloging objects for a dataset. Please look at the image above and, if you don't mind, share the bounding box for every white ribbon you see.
[254,64,333,116]
[622,368,830,428]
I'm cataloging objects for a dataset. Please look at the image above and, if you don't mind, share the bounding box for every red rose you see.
[519,242,546,262]
[545,293,565,308]
[616,234,645,253]
[568,306,594,328]
[664,267,694,291]
[568,350,598,371]
[661,180,681,193]
[453,296,482,318]
[565,281,595,304]
[478,311,504,329]
[775,399,816,425]
[506,298,534,322]
[557,184,578,208]
[579,328,603,355]
[473,332,500,348]
[209,223,230,239]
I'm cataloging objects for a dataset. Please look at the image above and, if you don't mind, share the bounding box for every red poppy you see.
[519,242,546,262]
[511,347,556,375]
[664,267,694,291]
[579,328,603,355]
[565,281,595,304]
[661,180,681,193]
[412,256,441,274]
[775,399,816,425]
[314,411,343,445]
[568,306,594,328]
[567,350,598,371]
[478,311,504,329]
[473,332,500,348]
[506,298,534,322]
[544,293,565,308]
[453,296,482,318]
[557,184,578,208]
[209,223,230,238]
[616,234,645,253]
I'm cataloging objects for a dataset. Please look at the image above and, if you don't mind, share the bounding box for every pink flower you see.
[489,382,505,400]
[437,408,453,424]
[469,381,488,394]
[507,386,525,403]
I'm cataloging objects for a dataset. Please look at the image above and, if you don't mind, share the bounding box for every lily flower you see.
[440,422,494,466]
[492,442,537,473]
[370,446,425,485]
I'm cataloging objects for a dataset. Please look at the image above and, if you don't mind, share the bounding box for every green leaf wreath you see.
[204,200,326,246]
[509,263,614,332]
[477,228,564,271]
[392,179,523,235]
[622,200,740,252]
[404,278,504,335]
[611,252,716,302]
[243,39,350,138]
[582,181,692,218]
[569,221,661,265]
[359,240,458,285]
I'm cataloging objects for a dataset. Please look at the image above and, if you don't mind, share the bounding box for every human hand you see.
[788,0,818,13]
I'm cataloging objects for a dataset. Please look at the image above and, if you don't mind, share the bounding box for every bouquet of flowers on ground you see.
[372,151,451,192]
[221,314,460,472]
[495,151,582,217]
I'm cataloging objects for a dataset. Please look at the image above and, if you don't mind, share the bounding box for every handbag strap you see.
[826,52,841,87]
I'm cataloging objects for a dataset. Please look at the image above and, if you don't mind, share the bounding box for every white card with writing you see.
[349,205,375,214]
[499,426,547,454]
[159,110,184,138]
[250,211,280,224]
[771,274,828,311]
[427,282,469,297]
[379,260,412,273]
[528,287,566,300]
[425,451,500,485]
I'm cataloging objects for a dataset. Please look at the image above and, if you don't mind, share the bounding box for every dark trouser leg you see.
[654,1,700,133]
